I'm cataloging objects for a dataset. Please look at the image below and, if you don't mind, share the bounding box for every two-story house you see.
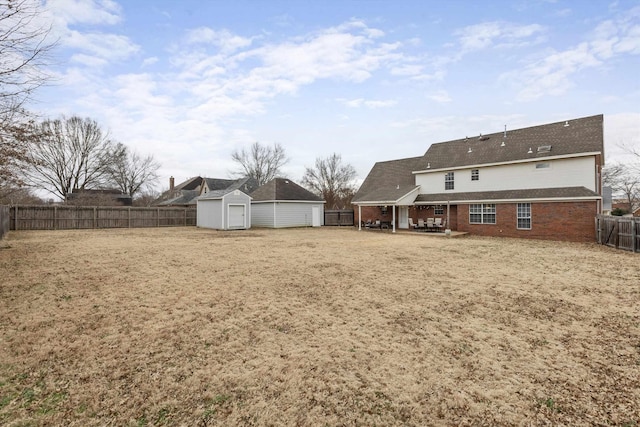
[352,114,604,242]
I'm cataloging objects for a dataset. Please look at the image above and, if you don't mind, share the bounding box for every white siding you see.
[197,199,223,229]
[251,203,275,227]
[223,193,251,230]
[197,191,251,230]
[415,156,597,194]
[252,202,324,228]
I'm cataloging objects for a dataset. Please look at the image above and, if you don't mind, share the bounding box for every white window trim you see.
[469,203,496,224]
[517,203,532,230]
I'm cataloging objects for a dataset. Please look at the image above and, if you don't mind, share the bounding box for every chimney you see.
[169,176,175,192]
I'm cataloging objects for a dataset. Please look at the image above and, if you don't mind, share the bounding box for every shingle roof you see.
[352,156,424,203]
[353,115,604,204]
[250,178,323,202]
[416,114,603,171]
[203,178,237,191]
[157,189,199,206]
[414,186,600,203]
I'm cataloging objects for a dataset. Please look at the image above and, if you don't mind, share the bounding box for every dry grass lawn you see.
[0,227,639,426]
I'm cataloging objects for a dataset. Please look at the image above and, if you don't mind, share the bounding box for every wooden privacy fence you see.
[9,205,197,231]
[596,215,640,252]
[324,210,354,226]
[0,205,9,239]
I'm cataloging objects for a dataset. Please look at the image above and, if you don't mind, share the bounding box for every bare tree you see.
[302,153,357,209]
[605,162,640,213]
[0,0,55,119]
[231,142,288,186]
[24,116,124,200]
[0,118,35,188]
[107,143,160,198]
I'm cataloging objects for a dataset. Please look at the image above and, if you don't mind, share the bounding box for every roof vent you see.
[468,147,472,153]
[527,147,533,154]
[396,184,400,190]
[564,120,570,127]
[537,145,552,153]
[500,140,505,147]
[478,133,489,141]
[427,162,431,169]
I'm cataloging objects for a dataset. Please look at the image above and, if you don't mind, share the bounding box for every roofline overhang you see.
[352,186,420,206]
[251,200,325,204]
[412,151,602,174]
[415,196,602,204]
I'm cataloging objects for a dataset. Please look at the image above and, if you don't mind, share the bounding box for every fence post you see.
[14,205,18,231]
[157,208,160,227]
[53,206,57,230]
[128,207,131,228]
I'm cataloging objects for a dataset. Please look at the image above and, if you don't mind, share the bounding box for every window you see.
[517,203,531,229]
[434,205,444,215]
[471,169,479,181]
[535,162,550,169]
[445,172,454,190]
[469,204,496,224]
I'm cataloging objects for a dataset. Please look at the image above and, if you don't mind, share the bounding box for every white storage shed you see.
[250,178,325,228]
[197,189,251,230]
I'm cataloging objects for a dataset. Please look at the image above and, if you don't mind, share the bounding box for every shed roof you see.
[251,178,323,202]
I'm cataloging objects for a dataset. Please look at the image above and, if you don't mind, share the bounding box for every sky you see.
[31,0,640,193]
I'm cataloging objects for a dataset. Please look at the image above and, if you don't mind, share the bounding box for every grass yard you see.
[0,227,639,426]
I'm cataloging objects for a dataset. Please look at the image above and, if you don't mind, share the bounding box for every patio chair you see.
[434,218,442,230]
[408,217,418,229]
[425,218,435,231]
[417,218,425,230]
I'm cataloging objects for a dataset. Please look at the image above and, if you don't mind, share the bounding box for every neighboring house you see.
[353,114,604,242]
[155,176,258,207]
[67,188,132,206]
[611,199,640,217]
[250,178,325,228]
[155,176,203,206]
[197,189,252,230]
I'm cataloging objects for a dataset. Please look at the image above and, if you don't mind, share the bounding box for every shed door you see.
[228,204,245,229]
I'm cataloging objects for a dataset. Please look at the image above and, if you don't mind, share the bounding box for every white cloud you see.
[428,90,451,103]
[184,27,253,53]
[46,0,122,26]
[337,98,396,108]
[64,31,140,61]
[503,6,640,102]
[455,22,545,53]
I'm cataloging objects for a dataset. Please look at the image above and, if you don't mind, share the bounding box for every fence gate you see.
[324,210,354,226]
[596,215,639,252]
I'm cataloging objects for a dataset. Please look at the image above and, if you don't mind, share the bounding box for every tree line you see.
[0,1,357,208]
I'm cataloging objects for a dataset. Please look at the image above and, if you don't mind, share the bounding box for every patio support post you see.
[358,205,362,231]
[392,205,396,233]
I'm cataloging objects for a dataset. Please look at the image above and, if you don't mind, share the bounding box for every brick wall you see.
[456,201,598,242]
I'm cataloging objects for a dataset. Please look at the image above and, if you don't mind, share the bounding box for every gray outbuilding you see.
[250,178,325,228]
[197,189,251,230]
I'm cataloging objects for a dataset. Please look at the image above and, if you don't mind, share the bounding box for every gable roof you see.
[352,156,423,204]
[415,114,604,172]
[250,178,323,202]
[203,178,237,192]
[225,176,260,194]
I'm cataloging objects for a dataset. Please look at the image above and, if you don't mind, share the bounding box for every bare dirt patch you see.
[1,227,639,426]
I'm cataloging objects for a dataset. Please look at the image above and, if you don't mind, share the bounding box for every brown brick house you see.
[352,115,604,242]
